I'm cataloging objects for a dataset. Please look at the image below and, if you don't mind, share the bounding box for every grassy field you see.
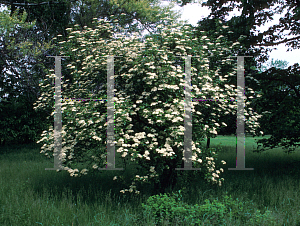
[0,135,300,225]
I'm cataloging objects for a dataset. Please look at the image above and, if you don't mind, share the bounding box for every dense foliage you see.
[0,8,55,145]
[140,188,276,225]
[33,13,264,195]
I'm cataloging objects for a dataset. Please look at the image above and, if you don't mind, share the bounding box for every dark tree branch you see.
[256,35,300,47]
[0,0,76,6]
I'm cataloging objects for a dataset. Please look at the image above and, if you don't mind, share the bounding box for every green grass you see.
[0,135,300,225]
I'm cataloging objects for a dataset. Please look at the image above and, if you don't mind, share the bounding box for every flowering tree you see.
[33,13,263,195]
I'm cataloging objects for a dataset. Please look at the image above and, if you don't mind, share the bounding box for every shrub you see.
[141,188,191,225]
[34,12,264,197]
[140,189,277,225]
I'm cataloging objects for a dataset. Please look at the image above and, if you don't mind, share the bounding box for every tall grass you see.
[0,135,300,225]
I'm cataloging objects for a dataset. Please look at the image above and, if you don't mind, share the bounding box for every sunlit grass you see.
[0,135,300,225]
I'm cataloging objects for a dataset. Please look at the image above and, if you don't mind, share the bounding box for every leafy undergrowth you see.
[138,187,277,226]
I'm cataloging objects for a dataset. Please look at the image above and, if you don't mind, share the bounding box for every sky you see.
[165,1,300,67]
[0,1,299,100]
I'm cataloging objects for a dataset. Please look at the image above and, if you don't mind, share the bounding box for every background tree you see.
[0,8,55,145]
[201,0,300,54]
[0,0,78,145]
[251,60,300,154]
[257,58,289,72]
[196,0,300,152]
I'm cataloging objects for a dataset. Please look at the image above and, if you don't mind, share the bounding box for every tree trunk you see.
[207,137,210,149]
[10,0,16,16]
[152,170,174,196]
[151,158,182,196]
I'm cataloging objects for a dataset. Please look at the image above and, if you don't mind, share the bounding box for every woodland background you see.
[0,0,299,153]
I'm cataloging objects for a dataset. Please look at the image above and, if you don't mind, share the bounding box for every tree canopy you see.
[198,0,300,153]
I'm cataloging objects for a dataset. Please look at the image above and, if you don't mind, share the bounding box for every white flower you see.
[161,55,168,60]
[80,169,88,175]
[92,136,102,141]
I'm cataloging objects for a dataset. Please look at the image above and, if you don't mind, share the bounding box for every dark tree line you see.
[1,0,299,154]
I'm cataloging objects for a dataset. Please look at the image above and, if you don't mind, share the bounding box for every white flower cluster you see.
[33,11,264,195]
